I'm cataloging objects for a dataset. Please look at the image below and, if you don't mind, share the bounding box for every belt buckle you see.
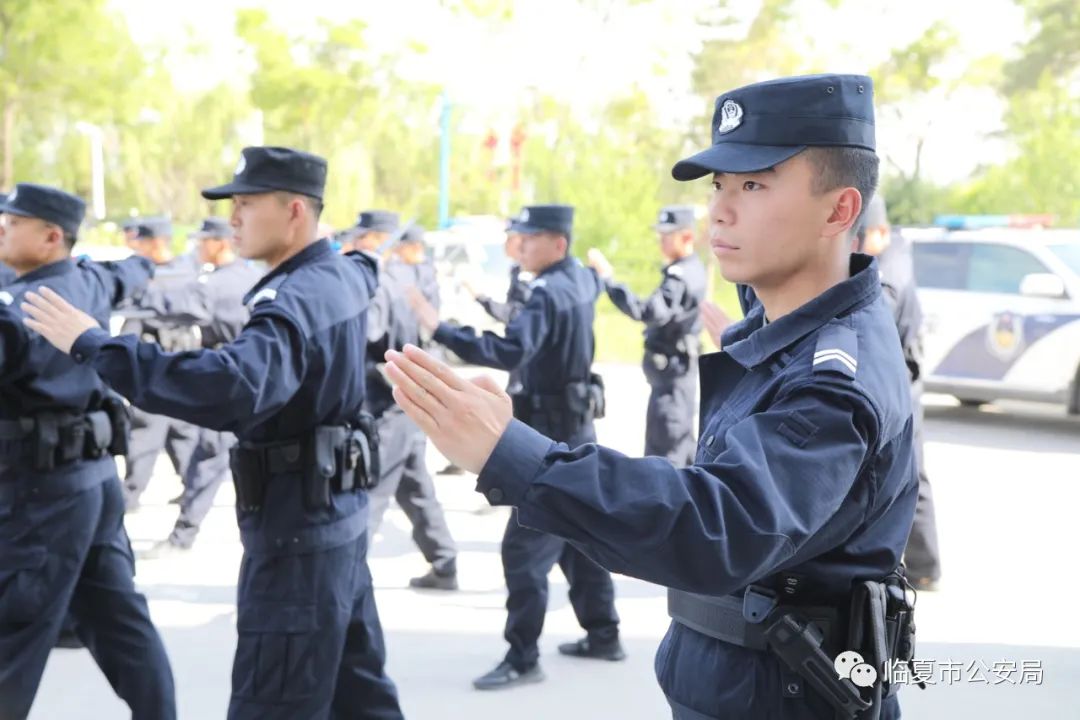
[742,585,778,625]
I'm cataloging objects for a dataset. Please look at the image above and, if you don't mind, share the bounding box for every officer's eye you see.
[743,180,763,191]
[711,181,722,192]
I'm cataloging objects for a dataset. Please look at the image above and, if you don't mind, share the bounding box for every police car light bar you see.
[934,214,1056,230]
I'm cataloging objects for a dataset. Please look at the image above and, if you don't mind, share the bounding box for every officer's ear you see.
[822,187,863,241]
[42,222,65,252]
[555,234,569,257]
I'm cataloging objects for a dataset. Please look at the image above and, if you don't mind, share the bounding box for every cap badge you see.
[7,188,16,202]
[235,153,247,176]
[717,99,743,135]
[520,209,529,222]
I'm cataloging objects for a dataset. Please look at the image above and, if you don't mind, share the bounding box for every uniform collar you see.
[722,253,881,369]
[538,255,575,278]
[16,257,75,284]
[665,253,697,271]
[265,239,330,281]
[244,238,331,301]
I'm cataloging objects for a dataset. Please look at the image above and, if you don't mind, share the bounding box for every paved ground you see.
[29,363,1080,718]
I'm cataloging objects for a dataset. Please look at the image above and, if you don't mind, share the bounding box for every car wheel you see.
[1068,366,1080,416]
[956,398,986,409]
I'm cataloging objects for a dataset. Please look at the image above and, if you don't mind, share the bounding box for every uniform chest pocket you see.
[695,412,738,464]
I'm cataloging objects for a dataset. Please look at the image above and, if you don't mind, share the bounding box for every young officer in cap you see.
[471,218,532,327]
[857,195,941,592]
[120,216,201,513]
[347,210,401,254]
[409,204,625,690]
[23,147,403,719]
[134,217,265,557]
[0,183,175,718]
[385,75,919,719]
[365,223,460,590]
[587,205,707,466]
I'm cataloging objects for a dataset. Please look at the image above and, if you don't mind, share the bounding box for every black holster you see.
[100,395,131,457]
[24,411,116,471]
[230,417,381,513]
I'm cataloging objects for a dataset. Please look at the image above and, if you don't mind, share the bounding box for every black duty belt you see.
[668,587,840,652]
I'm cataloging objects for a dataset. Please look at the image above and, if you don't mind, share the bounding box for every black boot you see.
[472,660,544,690]
[557,636,626,661]
[409,567,459,591]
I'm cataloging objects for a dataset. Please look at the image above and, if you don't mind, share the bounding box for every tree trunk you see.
[2,99,14,190]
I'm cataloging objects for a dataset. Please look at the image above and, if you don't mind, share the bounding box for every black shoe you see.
[168,493,185,505]
[472,661,544,690]
[438,463,465,476]
[558,636,626,661]
[55,628,84,650]
[409,568,459,591]
[138,539,191,560]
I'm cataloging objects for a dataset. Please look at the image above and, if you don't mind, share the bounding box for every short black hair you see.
[801,147,880,228]
[275,191,323,220]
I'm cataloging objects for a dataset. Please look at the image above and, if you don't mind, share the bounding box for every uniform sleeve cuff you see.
[70,327,111,365]
[433,322,456,346]
[475,419,555,507]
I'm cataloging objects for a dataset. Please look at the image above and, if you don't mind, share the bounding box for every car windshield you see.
[1048,244,1080,279]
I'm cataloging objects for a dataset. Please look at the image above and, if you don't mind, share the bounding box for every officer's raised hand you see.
[22,286,98,353]
[586,248,614,280]
[700,299,732,349]
[384,344,511,473]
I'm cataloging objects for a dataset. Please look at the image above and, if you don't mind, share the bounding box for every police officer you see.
[387,75,920,719]
[857,195,942,591]
[136,217,265,556]
[1,195,15,287]
[439,217,534,478]
[588,206,707,466]
[471,219,532,327]
[120,217,200,512]
[348,210,400,254]
[0,183,175,718]
[365,224,459,590]
[409,204,625,690]
[24,147,402,719]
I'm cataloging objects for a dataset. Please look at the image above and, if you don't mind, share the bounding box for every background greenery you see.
[1,0,1076,360]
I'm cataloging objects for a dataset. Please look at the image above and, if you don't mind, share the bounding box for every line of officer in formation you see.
[587,206,708,466]
[382,73,923,720]
[20,147,404,719]
[349,210,460,590]
[2,74,935,720]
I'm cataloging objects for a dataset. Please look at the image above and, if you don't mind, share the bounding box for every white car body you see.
[908,228,1080,413]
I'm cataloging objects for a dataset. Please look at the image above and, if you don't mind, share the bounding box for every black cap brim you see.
[201,181,279,201]
[0,202,34,219]
[511,223,550,235]
[671,143,807,181]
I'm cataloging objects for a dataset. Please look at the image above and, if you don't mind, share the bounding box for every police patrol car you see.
[908,218,1080,414]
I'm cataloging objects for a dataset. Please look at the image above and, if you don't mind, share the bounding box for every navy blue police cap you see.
[0,183,85,237]
[135,217,173,240]
[355,210,399,235]
[190,217,232,239]
[399,224,425,245]
[509,205,574,238]
[654,205,696,233]
[672,74,876,181]
[202,146,328,201]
